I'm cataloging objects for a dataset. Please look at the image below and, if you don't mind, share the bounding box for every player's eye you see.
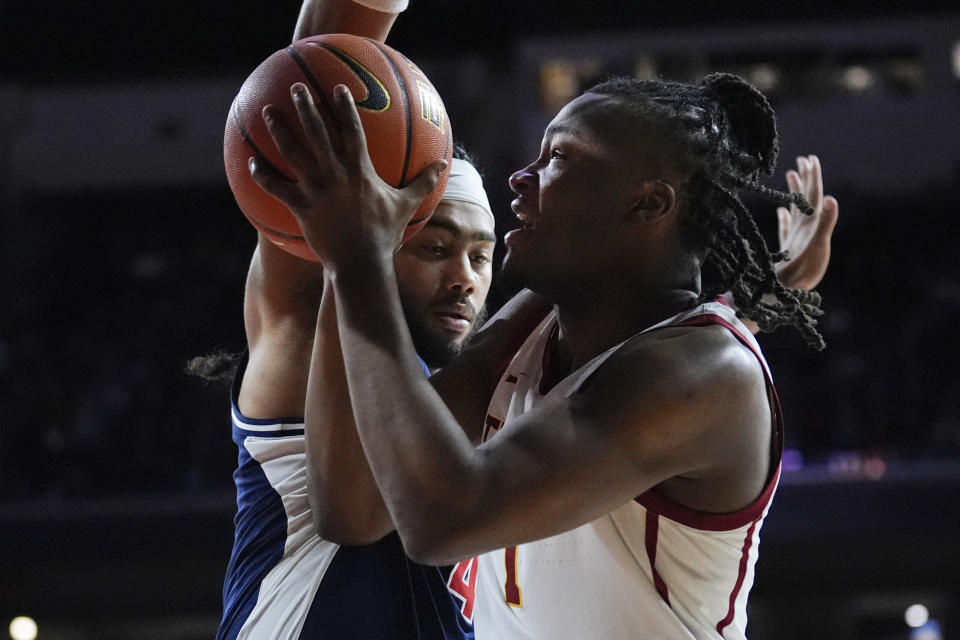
[550,148,566,160]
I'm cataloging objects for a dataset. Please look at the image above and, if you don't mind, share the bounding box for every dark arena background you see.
[2,1,959,638]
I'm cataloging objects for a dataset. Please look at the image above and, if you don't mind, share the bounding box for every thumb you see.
[404,160,447,204]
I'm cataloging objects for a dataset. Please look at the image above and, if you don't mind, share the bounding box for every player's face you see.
[503,92,648,298]
[394,201,496,369]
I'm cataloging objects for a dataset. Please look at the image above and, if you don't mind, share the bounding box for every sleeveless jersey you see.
[468,300,782,640]
[217,354,474,640]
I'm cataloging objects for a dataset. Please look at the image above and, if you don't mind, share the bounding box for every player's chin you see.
[416,332,463,369]
[501,246,538,290]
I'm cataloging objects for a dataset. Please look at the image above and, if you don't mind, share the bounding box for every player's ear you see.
[625,180,676,224]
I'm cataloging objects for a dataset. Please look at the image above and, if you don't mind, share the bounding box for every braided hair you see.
[588,73,825,349]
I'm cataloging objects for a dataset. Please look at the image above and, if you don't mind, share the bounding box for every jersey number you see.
[449,549,523,619]
[447,556,479,623]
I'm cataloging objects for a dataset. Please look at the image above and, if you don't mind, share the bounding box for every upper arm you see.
[240,0,403,419]
[411,327,769,563]
[428,289,552,442]
[239,234,325,418]
[238,0,402,414]
[244,0,377,415]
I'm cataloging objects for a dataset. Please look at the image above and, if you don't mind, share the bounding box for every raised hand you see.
[775,155,839,291]
[248,82,445,269]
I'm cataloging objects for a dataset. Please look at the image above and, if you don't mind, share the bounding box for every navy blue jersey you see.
[217,354,473,639]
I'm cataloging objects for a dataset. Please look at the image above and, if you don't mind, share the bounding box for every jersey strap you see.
[634,308,784,531]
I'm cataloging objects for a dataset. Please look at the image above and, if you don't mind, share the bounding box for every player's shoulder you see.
[637,319,754,362]
[589,319,764,406]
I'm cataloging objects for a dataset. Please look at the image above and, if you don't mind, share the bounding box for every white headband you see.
[351,0,409,13]
[441,158,494,226]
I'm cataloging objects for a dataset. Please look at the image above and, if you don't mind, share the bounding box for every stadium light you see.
[8,617,38,640]
[905,604,929,628]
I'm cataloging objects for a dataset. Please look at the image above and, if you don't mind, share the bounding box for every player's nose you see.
[509,165,536,194]
[445,253,477,294]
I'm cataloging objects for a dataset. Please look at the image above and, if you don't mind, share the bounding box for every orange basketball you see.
[224,34,453,261]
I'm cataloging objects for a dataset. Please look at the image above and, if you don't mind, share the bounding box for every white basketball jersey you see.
[469,300,782,640]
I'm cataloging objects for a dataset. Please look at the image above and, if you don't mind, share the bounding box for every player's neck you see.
[552,287,699,373]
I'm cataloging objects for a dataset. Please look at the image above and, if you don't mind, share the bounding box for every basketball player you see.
[211,1,492,638]
[250,60,839,638]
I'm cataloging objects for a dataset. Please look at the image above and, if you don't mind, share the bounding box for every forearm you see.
[293,0,403,42]
[304,274,394,543]
[330,257,483,558]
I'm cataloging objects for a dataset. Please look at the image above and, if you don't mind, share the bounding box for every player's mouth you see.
[510,199,540,230]
[432,305,473,334]
[506,200,540,248]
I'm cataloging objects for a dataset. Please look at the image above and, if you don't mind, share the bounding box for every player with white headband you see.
[215,149,494,640]
[217,153,494,640]
[210,3,495,635]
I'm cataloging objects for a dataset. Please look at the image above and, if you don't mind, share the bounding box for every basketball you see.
[224,34,453,261]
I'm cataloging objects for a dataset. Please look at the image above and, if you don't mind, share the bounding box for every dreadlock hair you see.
[184,348,242,386]
[588,73,825,349]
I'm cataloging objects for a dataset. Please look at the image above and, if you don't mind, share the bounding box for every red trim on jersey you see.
[715,517,760,636]
[504,546,523,606]
[679,313,775,381]
[636,466,781,532]
[644,510,670,604]
[634,310,784,532]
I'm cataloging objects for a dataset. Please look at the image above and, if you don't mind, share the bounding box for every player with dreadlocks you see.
[590,73,826,348]
[252,65,838,638]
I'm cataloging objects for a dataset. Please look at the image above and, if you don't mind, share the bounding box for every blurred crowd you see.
[1,187,249,500]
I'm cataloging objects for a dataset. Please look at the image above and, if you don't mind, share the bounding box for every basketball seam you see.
[285,45,338,127]
[232,99,295,182]
[369,38,413,188]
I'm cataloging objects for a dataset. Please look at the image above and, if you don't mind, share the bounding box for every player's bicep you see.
[246,234,325,330]
[430,341,740,560]
[240,235,324,419]
[424,392,654,561]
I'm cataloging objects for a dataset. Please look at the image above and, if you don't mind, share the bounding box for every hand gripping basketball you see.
[250,82,447,267]
[224,34,453,261]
